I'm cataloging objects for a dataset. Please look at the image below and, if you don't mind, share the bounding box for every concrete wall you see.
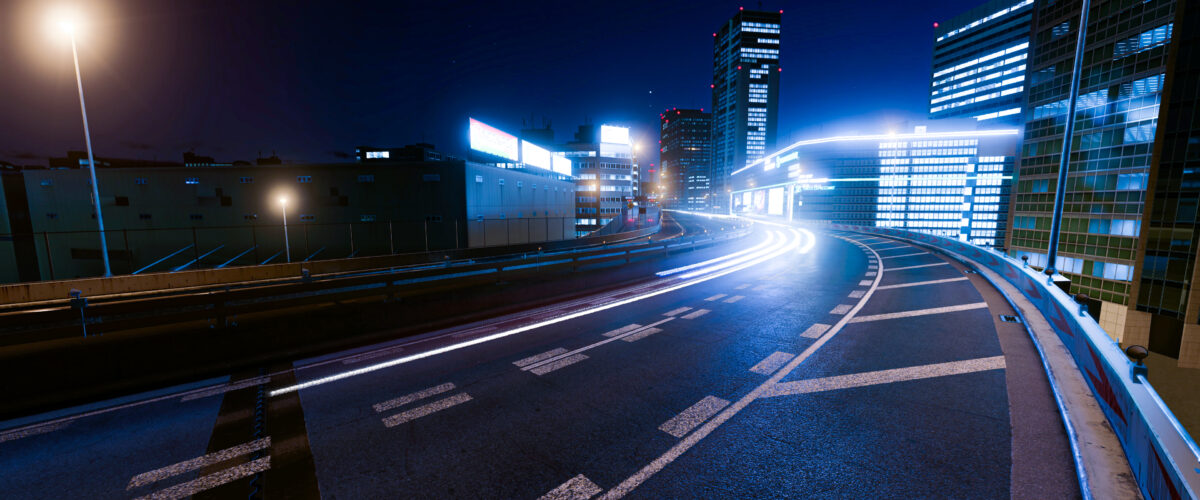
[463,163,575,247]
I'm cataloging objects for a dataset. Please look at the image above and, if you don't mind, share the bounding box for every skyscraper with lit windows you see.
[929,0,1034,124]
[659,109,712,211]
[711,8,781,213]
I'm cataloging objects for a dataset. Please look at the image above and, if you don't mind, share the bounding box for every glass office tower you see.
[711,8,781,213]
[929,0,1034,124]
[659,109,712,211]
[1008,0,1188,363]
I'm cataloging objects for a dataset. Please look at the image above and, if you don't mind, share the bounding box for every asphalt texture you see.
[0,216,1081,499]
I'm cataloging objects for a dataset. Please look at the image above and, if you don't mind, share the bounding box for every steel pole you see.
[71,34,111,276]
[282,203,291,263]
[1045,0,1091,275]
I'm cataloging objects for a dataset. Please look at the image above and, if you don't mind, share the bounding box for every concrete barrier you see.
[829,223,1199,500]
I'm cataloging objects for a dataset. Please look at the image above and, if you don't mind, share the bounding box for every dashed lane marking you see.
[658,396,731,438]
[752,284,769,291]
[680,309,710,320]
[0,421,70,443]
[881,251,929,259]
[133,457,271,500]
[704,294,727,301]
[763,356,1006,397]
[539,474,603,500]
[663,307,692,317]
[373,382,456,412]
[876,277,969,290]
[848,290,866,298]
[800,323,831,339]
[886,262,950,272]
[735,284,751,290]
[859,280,873,286]
[621,328,663,343]
[848,302,988,323]
[601,324,644,338]
[830,304,853,315]
[723,295,745,303]
[382,393,473,427]
[126,437,270,492]
[749,352,796,375]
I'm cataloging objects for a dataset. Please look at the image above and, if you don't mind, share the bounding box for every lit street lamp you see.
[279,197,291,263]
[59,16,111,276]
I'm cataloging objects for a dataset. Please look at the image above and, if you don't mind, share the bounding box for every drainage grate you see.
[999,314,1021,323]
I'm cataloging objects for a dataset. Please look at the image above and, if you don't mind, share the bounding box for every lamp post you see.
[62,19,111,276]
[279,197,291,263]
[1044,0,1092,276]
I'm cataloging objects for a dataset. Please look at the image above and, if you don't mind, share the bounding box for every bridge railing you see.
[829,223,1199,500]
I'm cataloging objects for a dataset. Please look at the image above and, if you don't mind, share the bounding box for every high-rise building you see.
[561,124,636,237]
[659,109,712,211]
[1007,0,1195,366]
[929,0,1034,124]
[711,8,781,213]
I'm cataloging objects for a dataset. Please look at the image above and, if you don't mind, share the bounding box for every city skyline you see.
[3,0,966,168]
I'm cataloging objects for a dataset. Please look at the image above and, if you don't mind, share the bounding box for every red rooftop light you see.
[933,22,939,28]
[737,66,742,70]
[739,6,744,10]
[779,9,783,14]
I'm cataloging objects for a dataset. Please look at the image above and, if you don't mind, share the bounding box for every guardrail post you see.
[1124,345,1149,382]
[301,268,312,284]
[1073,293,1090,317]
[69,289,88,337]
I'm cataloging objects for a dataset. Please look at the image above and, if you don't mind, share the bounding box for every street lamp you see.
[279,197,291,263]
[58,13,111,276]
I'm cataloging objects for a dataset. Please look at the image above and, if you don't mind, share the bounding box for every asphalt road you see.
[0,216,1080,499]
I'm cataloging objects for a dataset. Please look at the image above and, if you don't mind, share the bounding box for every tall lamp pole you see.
[1044,0,1092,276]
[279,197,291,263]
[65,21,111,276]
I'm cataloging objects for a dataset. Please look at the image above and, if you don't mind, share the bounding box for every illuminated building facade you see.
[711,8,780,213]
[930,0,1034,124]
[561,124,636,237]
[659,109,712,211]
[1007,0,1189,359]
[729,126,1019,247]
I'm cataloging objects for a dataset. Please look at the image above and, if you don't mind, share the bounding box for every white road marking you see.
[876,277,969,290]
[341,345,406,365]
[0,421,70,443]
[539,474,603,500]
[621,328,663,343]
[868,265,878,270]
[830,304,853,315]
[529,354,590,375]
[723,295,745,303]
[523,319,674,373]
[382,392,473,427]
[735,284,751,290]
[849,302,988,323]
[658,396,731,438]
[872,245,910,251]
[800,323,831,339]
[865,271,877,277]
[704,294,727,301]
[179,376,271,402]
[680,309,710,320]
[882,251,929,259]
[127,437,270,490]
[749,352,796,375]
[373,382,457,412]
[764,356,1006,397]
[601,324,644,338]
[597,232,883,500]
[858,280,872,286]
[663,307,692,317]
[133,456,271,500]
[886,262,950,271]
[752,284,769,291]
[848,290,865,298]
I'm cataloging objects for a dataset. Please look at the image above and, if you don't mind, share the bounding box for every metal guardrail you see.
[0,226,752,345]
[829,223,1200,500]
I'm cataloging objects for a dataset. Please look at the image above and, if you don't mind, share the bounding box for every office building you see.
[929,0,1035,124]
[659,109,712,211]
[1007,0,1193,366]
[560,123,636,236]
[730,125,1019,247]
[711,8,781,212]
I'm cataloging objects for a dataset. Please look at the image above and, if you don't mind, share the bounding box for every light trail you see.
[656,231,775,277]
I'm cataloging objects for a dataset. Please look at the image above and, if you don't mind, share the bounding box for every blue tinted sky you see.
[1,0,973,167]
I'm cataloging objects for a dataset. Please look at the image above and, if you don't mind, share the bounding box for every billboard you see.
[552,155,572,176]
[469,118,519,161]
[521,140,551,170]
[600,125,630,144]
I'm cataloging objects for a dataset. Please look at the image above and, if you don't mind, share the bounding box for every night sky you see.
[1,0,969,168]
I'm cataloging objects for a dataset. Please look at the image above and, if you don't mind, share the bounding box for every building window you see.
[475,175,484,183]
[239,177,254,183]
[244,214,258,221]
[297,176,312,183]
[358,174,375,183]
[134,177,148,185]
[425,215,443,222]
[115,196,130,206]
[46,213,59,219]
[139,213,152,220]
[299,214,315,222]
[189,214,203,220]
[360,214,376,222]
[366,151,389,159]
[39,179,53,187]
[184,177,199,185]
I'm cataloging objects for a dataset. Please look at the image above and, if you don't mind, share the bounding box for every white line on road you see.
[681,309,710,320]
[735,284,751,290]
[881,251,929,259]
[127,437,271,490]
[858,280,872,286]
[830,304,853,315]
[373,382,457,412]
[704,294,727,301]
[763,356,1006,397]
[848,302,988,323]
[529,354,590,374]
[723,295,745,303]
[382,393,473,427]
[876,277,969,290]
[179,376,271,402]
[868,264,878,270]
[848,290,866,298]
[749,352,796,375]
[872,245,911,251]
[0,421,70,443]
[752,284,769,291]
[663,307,692,317]
[133,456,271,500]
[658,396,731,438]
[865,271,877,277]
[800,323,831,339]
[539,474,603,500]
[621,328,663,343]
[601,324,644,338]
[886,262,950,271]
[523,318,674,372]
